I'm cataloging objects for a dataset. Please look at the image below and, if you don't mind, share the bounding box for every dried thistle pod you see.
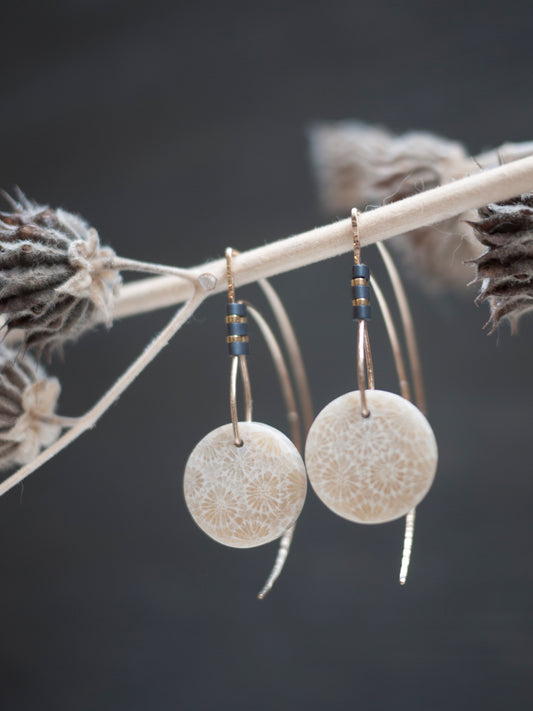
[0,345,64,470]
[468,194,533,333]
[309,121,482,290]
[0,190,122,355]
[310,121,467,211]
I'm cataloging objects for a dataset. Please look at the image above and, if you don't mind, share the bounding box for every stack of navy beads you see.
[352,264,372,321]
[226,302,250,355]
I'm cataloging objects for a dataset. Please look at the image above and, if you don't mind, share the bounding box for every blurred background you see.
[1,1,532,709]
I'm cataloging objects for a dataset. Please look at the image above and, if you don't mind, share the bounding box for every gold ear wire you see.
[238,270,313,599]
[226,248,314,598]
[351,207,361,264]
[225,246,236,304]
[234,257,314,599]
[247,280,313,599]
[353,212,428,585]
[241,302,303,600]
[374,241,426,585]
[225,248,252,447]
[352,210,374,418]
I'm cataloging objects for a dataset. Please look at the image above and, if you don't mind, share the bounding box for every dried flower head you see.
[310,121,468,211]
[309,121,482,290]
[0,189,121,355]
[468,194,533,333]
[0,345,63,470]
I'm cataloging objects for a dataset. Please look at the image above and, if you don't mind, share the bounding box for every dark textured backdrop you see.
[1,2,533,709]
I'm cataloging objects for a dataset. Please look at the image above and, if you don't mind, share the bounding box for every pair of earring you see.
[183,212,438,594]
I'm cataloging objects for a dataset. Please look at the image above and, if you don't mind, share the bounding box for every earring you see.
[183,249,307,551]
[304,210,438,529]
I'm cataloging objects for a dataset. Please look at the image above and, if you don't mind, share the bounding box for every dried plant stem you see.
[112,155,533,320]
[38,414,83,427]
[0,278,208,498]
[110,257,201,280]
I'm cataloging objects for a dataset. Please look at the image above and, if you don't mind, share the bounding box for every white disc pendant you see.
[184,421,307,548]
[305,390,438,524]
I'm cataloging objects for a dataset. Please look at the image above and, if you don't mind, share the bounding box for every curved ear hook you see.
[226,247,314,599]
[374,241,426,586]
[242,301,303,601]
[351,207,428,585]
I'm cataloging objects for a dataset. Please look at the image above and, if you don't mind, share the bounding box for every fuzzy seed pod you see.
[0,190,121,355]
[468,194,533,333]
[309,121,482,291]
[310,121,468,212]
[0,345,63,470]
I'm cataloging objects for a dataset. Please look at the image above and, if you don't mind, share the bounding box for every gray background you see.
[1,1,532,709]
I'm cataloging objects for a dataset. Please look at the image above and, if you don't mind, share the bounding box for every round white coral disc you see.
[305,390,437,524]
[184,421,307,548]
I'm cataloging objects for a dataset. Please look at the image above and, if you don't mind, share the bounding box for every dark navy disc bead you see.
[352,264,370,280]
[352,284,371,301]
[226,302,247,317]
[353,304,372,321]
[228,341,250,356]
[227,322,248,336]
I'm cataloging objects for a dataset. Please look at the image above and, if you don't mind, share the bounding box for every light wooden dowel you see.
[112,154,533,320]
